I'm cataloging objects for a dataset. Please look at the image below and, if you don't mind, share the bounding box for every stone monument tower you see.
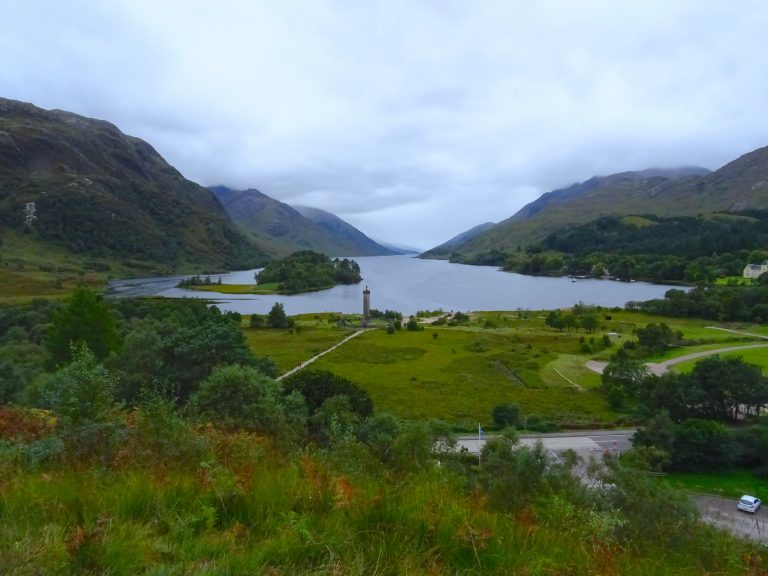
[363,285,371,324]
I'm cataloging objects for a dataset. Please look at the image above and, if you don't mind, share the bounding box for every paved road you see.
[586,343,768,376]
[456,429,634,460]
[696,495,768,544]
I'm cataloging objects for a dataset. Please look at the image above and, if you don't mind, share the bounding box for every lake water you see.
[107,255,678,315]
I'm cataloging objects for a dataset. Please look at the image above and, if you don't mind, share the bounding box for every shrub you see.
[283,370,373,420]
[492,403,521,429]
[191,365,305,437]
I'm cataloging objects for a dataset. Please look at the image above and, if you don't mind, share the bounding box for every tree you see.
[545,310,565,331]
[107,317,166,404]
[635,323,680,355]
[45,345,116,427]
[190,364,304,436]
[267,303,293,329]
[671,419,737,471]
[43,344,122,462]
[359,412,402,461]
[479,433,558,511]
[601,348,649,408]
[283,370,373,419]
[46,286,119,365]
[161,312,276,401]
[580,313,599,334]
[492,403,521,428]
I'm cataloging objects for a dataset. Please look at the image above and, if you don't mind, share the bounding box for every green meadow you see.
[309,325,618,428]
[245,313,357,373]
[240,309,768,429]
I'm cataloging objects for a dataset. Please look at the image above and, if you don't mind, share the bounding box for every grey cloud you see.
[1,1,768,248]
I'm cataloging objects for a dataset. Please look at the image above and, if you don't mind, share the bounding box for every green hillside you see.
[430,151,768,262]
[0,98,267,279]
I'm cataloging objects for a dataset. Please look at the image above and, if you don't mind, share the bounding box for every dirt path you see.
[276,328,373,381]
[705,326,768,339]
[552,367,585,391]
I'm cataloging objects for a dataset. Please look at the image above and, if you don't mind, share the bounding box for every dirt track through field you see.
[276,328,373,381]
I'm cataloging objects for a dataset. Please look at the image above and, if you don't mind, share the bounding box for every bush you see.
[492,403,521,429]
[283,370,373,420]
[191,365,305,437]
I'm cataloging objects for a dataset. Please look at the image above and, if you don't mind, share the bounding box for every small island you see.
[178,250,362,295]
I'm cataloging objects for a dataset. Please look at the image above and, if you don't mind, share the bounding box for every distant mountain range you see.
[210,187,396,258]
[423,149,768,261]
[419,221,495,259]
[0,97,266,270]
[372,239,422,255]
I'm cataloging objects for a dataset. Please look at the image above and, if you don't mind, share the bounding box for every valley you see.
[3,98,768,573]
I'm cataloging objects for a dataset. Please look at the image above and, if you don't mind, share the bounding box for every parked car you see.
[737,495,761,513]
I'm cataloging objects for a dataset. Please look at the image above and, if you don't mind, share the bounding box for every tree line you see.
[454,212,768,283]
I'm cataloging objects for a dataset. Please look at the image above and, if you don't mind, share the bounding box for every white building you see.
[743,261,768,279]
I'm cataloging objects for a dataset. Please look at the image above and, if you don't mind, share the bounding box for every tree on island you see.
[256,250,362,293]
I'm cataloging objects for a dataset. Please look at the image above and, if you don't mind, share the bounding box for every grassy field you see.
[244,314,358,373]
[0,230,109,300]
[716,276,754,286]
[310,325,619,428]
[186,282,281,294]
[240,308,768,428]
[664,470,768,500]
[0,229,227,302]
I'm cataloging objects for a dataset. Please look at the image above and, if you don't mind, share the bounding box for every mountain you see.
[292,205,397,256]
[372,239,422,255]
[0,98,266,270]
[210,187,395,257]
[426,149,768,261]
[420,221,495,259]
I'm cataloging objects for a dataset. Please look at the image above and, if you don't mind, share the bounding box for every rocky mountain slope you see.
[0,98,265,270]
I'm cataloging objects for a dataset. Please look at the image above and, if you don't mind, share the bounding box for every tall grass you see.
[0,407,763,574]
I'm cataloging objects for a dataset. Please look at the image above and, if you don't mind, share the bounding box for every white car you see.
[737,495,761,513]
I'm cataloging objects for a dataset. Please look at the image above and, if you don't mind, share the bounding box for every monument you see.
[363,285,371,324]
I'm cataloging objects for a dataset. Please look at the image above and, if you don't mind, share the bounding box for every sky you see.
[2,1,768,250]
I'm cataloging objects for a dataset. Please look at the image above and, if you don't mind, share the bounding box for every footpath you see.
[276,328,373,381]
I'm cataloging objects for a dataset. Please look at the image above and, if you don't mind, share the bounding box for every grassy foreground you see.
[0,415,762,575]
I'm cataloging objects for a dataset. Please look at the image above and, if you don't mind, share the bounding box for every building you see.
[363,285,371,324]
[743,261,768,279]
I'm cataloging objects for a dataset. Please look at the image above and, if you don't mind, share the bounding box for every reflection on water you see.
[108,255,678,315]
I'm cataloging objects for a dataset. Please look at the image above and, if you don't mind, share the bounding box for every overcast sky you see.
[2,1,767,249]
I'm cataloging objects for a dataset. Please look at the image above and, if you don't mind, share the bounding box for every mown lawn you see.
[310,327,619,428]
